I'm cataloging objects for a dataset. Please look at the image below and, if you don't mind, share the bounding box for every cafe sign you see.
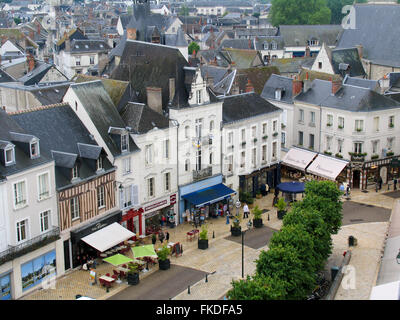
[390,158,400,168]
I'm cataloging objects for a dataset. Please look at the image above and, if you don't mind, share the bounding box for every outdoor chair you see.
[99,278,105,286]
[119,271,126,279]
[112,275,118,281]
[113,270,119,277]
[106,273,110,277]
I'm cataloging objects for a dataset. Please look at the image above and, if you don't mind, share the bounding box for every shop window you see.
[0,274,11,300]
[21,251,56,292]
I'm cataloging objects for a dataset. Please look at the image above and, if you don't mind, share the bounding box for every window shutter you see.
[132,185,139,206]
[119,189,124,209]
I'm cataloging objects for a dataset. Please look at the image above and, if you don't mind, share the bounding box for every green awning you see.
[131,245,157,258]
[103,254,133,266]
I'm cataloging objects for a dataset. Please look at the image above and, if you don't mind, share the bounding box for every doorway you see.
[352,170,360,189]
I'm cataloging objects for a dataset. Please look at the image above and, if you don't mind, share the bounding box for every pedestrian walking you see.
[223,203,228,216]
[194,215,199,228]
[159,230,165,244]
[394,178,398,190]
[243,203,249,219]
[346,185,350,197]
[378,176,383,190]
[165,231,170,242]
[375,181,379,193]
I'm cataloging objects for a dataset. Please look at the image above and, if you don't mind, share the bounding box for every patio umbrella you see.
[131,244,158,259]
[103,254,133,266]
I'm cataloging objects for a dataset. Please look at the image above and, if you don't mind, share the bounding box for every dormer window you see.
[5,147,15,166]
[275,89,282,101]
[271,41,277,50]
[72,165,78,180]
[30,141,39,158]
[121,134,128,152]
[96,157,103,171]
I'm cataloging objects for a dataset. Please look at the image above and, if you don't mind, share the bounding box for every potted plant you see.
[387,151,394,156]
[324,151,332,155]
[338,125,344,129]
[256,191,262,199]
[231,217,242,237]
[253,138,258,143]
[198,225,209,250]
[371,154,379,160]
[157,245,171,270]
[241,142,246,147]
[275,198,287,220]
[127,262,140,285]
[335,153,343,159]
[252,205,263,228]
[262,135,268,140]
[151,233,157,245]
[273,132,278,137]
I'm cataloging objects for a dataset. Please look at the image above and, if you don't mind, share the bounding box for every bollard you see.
[267,214,270,221]
[188,285,191,294]
[213,231,215,238]
[205,274,208,283]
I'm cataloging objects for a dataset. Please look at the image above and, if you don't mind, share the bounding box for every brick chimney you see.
[27,53,35,72]
[292,76,303,96]
[331,78,342,95]
[245,79,254,93]
[126,27,137,40]
[303,72,312,92]
[146,87,163,114]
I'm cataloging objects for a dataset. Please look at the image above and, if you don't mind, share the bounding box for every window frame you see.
[97,185,105,209]
[16,218,29,243]
[37,172,50,201]
[70,196,80,221]
[39,210,51,233]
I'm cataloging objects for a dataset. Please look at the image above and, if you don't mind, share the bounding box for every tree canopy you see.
[188,42,200,55]
[270,0,331,26]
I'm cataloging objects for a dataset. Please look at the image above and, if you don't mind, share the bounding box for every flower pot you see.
[253,218,263,228]
[277,210,286,220]
[256,194,262,199]
[127,273,139,285]
[198,239,209,250]
[231,226,242,237]
[159,258,170,270]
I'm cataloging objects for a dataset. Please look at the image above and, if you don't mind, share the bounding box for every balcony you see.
[0,227,60,266]
[349,152,366,162]
[193,166,213,181]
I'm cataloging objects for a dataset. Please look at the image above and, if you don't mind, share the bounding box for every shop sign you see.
[145,200,168,212]
[390,159,400,168]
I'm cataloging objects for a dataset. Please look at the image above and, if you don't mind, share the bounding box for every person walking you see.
[378,176,383,190]
[243,203,249,219]
[394,178,398,190]
[159,230,165,244]
[165,231,170,242]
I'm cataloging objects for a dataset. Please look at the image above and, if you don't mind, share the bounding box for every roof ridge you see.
[7,102,70,115]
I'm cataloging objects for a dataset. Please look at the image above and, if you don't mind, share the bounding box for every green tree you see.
[179,5,189,16]
[270,0,331,26]
[256,244,316,299]
[228,275,288,300]
[13,17,21,25]
[188,42,200,55]
[327,0,353,24]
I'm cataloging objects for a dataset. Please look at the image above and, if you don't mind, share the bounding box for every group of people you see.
[152,230,170,245]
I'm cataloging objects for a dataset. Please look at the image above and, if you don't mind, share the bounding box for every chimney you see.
[127,28,137,40]
[331,78,341,95]
[292,76,303,96]
[356,44,363,59]
[305,46,311,57]
[169,78,175,103]
[146,87,163,114]
[245,79,254,93]
[27,53,35,72]
[303,72,312,92]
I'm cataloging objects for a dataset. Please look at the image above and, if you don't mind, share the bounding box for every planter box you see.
[127,273,139,285]
[198,239,209,250]
[253,218,263,228]
[277,210,286,220]
[231,226,242,237]
[159,259,171,270]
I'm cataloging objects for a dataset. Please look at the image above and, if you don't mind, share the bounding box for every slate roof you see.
[200,65,229,86]
[68,39,110,53]
[120,102,170,134]
[295,79,332,105]
[11,104,114,189]
[110,40,190,110]
[30,83,71,106]
[0,109,52,177]
[0,68,16,83]
[261,74,294,103]
[220,92,282,124]
[278,25,342,47]
[18,62,67,86]
[343,75,378,91]
[321,84,400,112]
[270,57,315,74]
[337,4,400,67]
[222,48,264,69]
[69,80,139,157]
[331,47,366,77]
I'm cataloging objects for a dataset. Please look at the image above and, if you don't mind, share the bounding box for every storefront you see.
[0,272,11,300]
[179,174,235,224]
[121,208,143,236]
[239,163,281,197]
[359,156,400,190]
[306,154,349,182]
[281,147,318,180]
[142,194,177,235]
[69,210,122,268]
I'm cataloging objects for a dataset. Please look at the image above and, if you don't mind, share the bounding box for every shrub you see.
[199,225,208,240]
[157,245,171,261]
[253,205,263,220]
[274,198,287,211]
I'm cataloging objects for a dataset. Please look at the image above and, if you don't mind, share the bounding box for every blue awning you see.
[277,182,305,194]
[181,183,236,207]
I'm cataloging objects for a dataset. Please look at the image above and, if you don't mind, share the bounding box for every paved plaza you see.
[19,183,396,300]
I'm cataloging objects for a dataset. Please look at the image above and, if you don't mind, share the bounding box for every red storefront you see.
[121,208,143,237]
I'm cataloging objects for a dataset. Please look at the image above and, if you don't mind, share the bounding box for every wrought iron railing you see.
[0,227,60,266]
[193,166,213,181]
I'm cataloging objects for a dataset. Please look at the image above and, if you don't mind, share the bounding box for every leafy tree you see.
[327,0,353,24]
[228,275,288,300]
[270,0,331,26]
[188,42,200,55]
[304,180,342,203]
[13,17,21,25]
[256,244,317,299]
[179,5,189,16]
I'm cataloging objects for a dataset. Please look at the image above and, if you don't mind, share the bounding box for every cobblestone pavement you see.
[20,182,396,300]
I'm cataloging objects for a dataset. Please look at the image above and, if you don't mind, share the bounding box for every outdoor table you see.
[186,231,194,241]
[99,275,115,287]
[117,267,129,273]
[99,253,107,258]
